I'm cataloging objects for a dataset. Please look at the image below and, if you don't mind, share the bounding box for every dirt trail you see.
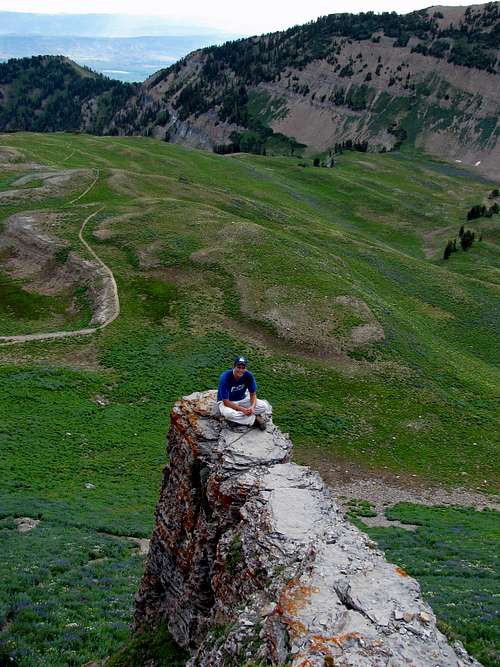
[67,169,100,205]
[0,205,120,346]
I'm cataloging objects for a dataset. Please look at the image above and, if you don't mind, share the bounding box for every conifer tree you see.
[460,229,474,251]
[443,240,453,260]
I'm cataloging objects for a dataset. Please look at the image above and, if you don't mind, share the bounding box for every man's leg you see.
[236,397,272,415]
[218,400,256,426]
[253,398,272,416]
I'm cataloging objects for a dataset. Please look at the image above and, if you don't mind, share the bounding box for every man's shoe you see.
[254,414,267,431]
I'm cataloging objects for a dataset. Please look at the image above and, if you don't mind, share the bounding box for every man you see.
[217,356,272,429]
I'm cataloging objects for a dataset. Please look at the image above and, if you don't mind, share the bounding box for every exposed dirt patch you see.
[217,221,266,244]
[236,281,385,357]
[92,228,114,241]
[1,211,67,279]
[334,295,373,318]
[0,146,26,163]
[98,531,150,557]
[421,225,457,259]
[107,169,156,198]
[92,211,139,242]
[128,537,150,556]
[350,322,385,345]
[0,169,94,202]
[221,315,408,382]
[0,340,105,370]
[137,240,165,269]
[0,211,117,329]
[106,170,134,196]
[47,342,104,370]
[190,246,224,264]
[359,515,419,531]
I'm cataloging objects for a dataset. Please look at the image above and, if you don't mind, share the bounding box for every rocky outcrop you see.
[135,391,480,666]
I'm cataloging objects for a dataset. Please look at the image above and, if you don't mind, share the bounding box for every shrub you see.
[54,246,71,264]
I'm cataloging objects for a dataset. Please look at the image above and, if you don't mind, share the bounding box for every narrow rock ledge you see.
[134,390,480,666]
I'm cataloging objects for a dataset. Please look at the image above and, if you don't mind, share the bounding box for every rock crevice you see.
[135,390,480,666]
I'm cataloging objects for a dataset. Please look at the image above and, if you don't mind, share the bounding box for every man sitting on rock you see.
[217,356,272,430]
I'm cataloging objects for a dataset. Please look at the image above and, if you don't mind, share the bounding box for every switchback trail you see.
[0,205,120,346]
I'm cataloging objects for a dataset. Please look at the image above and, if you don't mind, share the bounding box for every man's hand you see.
[241,405,254,416]
[247,392,257,416]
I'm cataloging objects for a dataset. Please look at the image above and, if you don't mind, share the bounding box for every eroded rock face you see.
[135,391,480,666]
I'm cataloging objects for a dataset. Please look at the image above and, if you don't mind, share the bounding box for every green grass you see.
[0,272,62,320]
[345,498,377,519]
[363,504,499,667]
[0,510,144,667]
[0,271,91,336]
[247,90,289,126]
[0,131,498,665]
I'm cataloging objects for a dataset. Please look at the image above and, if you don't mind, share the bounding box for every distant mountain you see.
[0,35,230,83]
[0,56,135,133]
[0,11,234,82]
[1,4,499,179]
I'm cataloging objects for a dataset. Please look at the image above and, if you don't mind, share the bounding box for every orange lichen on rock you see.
[279,579,320,616]
[208,479,233,509]
[395,566,409,577]
[275,580,322,640]
[170,409,200,456]
[310,631,362,652]
[291,654,315,667]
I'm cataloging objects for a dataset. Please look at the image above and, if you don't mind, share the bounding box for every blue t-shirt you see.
[217,369,257,402]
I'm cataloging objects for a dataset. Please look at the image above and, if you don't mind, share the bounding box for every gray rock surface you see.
[134,390,481,666]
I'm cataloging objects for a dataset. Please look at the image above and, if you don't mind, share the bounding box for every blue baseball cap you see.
[233,356,248,367]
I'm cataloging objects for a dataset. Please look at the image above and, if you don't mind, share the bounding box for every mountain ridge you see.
[131,2,499,179]
[1,3,499,179]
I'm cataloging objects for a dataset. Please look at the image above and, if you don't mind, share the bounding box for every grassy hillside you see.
[0,133,498,665]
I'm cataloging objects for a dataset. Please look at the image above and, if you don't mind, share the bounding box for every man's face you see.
[233,364,246,380]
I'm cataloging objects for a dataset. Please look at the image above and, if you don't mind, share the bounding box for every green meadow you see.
[0,132,498,665]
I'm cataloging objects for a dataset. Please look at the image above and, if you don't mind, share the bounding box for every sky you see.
[0,1,477,34]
